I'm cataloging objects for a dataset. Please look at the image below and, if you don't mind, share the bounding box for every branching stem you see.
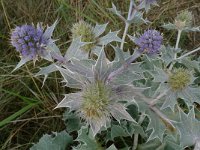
[176,46,200,60]
[169,30,182,70]
[149,89,169,106]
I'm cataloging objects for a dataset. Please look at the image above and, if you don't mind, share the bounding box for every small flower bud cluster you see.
[71,21,96,52]
[175,10,193,29]
[11,24,49,59]
[168,68,191,91]
[136,29,163,54]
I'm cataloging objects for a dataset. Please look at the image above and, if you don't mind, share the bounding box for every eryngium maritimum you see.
[136,29,163,54]
[55,49,141,136]
[11,24,50,59]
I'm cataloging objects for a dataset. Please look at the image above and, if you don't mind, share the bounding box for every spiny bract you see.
[81,81,111,120]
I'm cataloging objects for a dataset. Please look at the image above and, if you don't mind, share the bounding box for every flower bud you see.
[168,68,191,91]
[175,10,193,29]
[71,20,96,52]
[11,24,49,59]
[135,29,163,55]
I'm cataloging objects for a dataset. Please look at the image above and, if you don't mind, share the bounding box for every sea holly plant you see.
[10,0,200,149]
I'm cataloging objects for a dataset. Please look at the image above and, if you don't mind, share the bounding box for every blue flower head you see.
[136,29,163,55]
[10,21,60,71]
[11,24,50,59]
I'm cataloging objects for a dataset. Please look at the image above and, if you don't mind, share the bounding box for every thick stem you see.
[169,30,182,70]
[134,92,175,130]
[177,46,200,60]
[120,22,130,50]
[106,51,142,82]
[132,113,146,150]
[120,0,133,50]
[149,89,169,106]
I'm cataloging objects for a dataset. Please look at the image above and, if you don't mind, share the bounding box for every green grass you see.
[0,0,199,149]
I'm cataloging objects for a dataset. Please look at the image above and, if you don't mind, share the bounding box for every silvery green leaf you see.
[70,58,94,78]
[30,131,72,150]
[162,23,177,30]
[128,34,138,44]
[98,31,122,45]
[64,37,87,60]
[106,144,118,150]
[43,20,58,39]
[111,45,128,63]
[108,3,126,22]
[183,26,200,32]
[92,46,102,56]
[110,125,129,140]
[161,45,176,66]
[94,47,109,80]
[152,67,168,83]
[111,68,144,85]
[110,103,136,123]
[63,111,82,132]
[55,93,82,110]
[179,87,200,105]
[47,43,64,62]
[140,55,155,71]
[113,85,146,102]
[161,91,177,111]
[75,126,103,150]
[56,66,88,89]
[93,23,108,37]
[12,57,32,72]
[127,11,149,25]
[35,63,58,86]
[176,107,200,148]
[138,0,158,12]
[178,57,200,71]
[146,110,166,141]
[135,97,175,142]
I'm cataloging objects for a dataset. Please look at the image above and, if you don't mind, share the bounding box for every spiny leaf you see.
[12,57,31,72]
[63,110,82,132]
[75,127,104,150]
[93,23,108,37]
[94,47,109,80]
[176,107,200,148]
[30,131,73,150]
[110,125,129,140]
[64,37,87,60]
[98,31,122,45]
[108,3,126,22]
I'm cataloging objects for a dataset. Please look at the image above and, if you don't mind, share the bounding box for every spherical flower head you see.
[168,68,191,91]
[136,29,163,55]
[175,10,193,29]
[71,20,96,52]
[11,24,49,59]
[80,81,111,120]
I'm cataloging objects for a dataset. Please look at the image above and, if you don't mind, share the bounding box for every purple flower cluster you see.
[11,24,49,59]
[136,29,163,54]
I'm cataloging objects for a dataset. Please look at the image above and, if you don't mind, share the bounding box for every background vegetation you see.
[0,0,199,149]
